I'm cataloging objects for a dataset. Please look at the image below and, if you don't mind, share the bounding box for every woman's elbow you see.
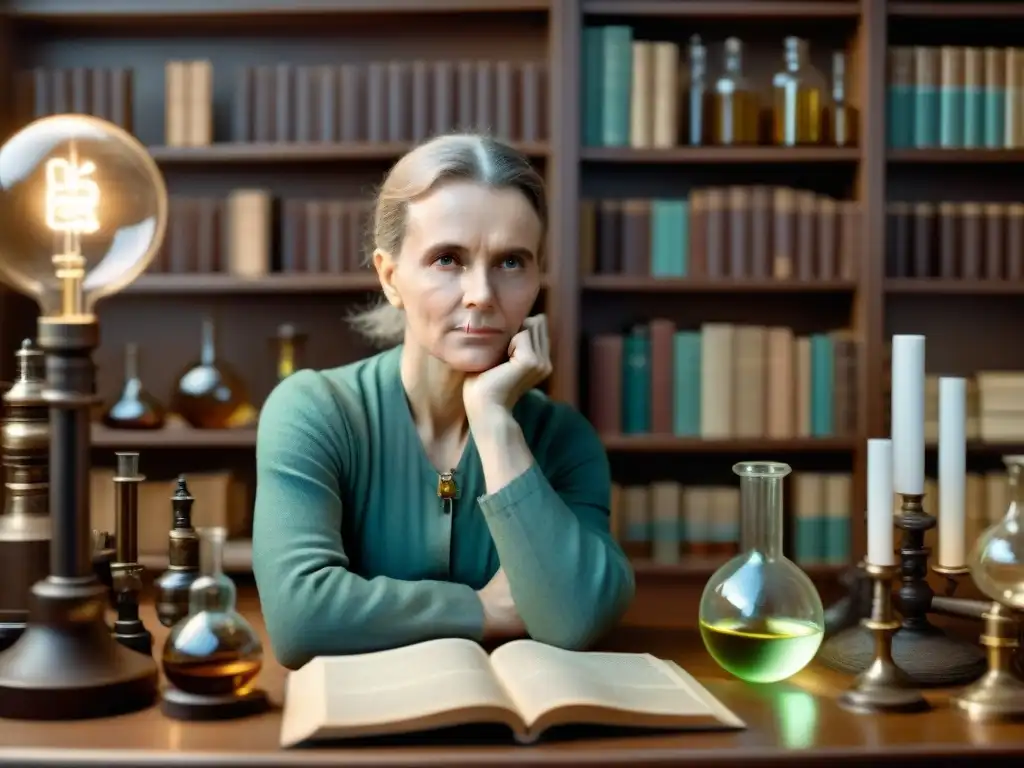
[531,571,636,651]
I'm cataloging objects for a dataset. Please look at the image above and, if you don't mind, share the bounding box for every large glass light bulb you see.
[969,455,1024,609]
[0,115,167,317]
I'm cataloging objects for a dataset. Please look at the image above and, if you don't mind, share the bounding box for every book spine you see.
[233,66,255,142]
[621,326,651,434]
[600,25,633,147]
[672,331,701,436]
[629,41,653,149]
[887,47,915,148]
[581,27,604,146]
[938,202,959,277]
[816,197,838,279]
[578,200,596,277]
[274,64,294,143]
[913,46,939,148]
[432,61,454,137]
[688,190,708,278]
[1006,48,1023,148]
[939,46,964,148]
[596,200,621,274]
[704,189,726,278]
[795,192,816,280]
[912,202,936,278]
[964,47,985,148]
[387,61,411,143]
[886,202,911,277]
[1008,203,1024,279]
[648,320,675,434]
[651,42,679,149]
[961,202,982,279]
[772,188,795,279]
[294,66,314,143]
[588,335,623,434]
[750,187,772,278]
[984,203,1005,280]
[984,47,1007,148]
[474,60,495,138]
[727,187,750,279]
[366,63,386,143]
[411,60,432,142]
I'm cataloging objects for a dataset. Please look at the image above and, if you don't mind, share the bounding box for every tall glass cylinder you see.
[699,461,825,683]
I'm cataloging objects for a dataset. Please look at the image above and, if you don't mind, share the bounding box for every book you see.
[279,637,745,748]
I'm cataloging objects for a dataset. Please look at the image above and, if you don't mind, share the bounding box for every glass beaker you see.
[969,455,1024,610]
[699,461,825,683]
[161,527,264,698]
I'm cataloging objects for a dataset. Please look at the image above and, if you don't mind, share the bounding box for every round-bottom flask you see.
[161,526,263,698]
[699,461,824,683]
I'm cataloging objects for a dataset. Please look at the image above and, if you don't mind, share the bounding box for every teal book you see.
[912,47,940,148]
[984,49,1006,148]
[939,47,964,147]
[810,334,834,437]
[964,48,985,148]
[887,47,915,148]
[621,326,651,434]
[824,516,849,565]
[599,25,633,147]
[794,516,824,566]
[581,27,605,147]
[672,331,701,436]
[650,199,688,277]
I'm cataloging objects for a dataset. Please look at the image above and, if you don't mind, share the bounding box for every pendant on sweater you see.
[437,468,460,515]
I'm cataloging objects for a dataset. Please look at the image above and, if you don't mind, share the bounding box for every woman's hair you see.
[348,134,548,347]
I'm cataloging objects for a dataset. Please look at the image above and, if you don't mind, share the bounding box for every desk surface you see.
[0,589,1021,768]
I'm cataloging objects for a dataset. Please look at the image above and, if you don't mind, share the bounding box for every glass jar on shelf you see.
[772,37,829,146]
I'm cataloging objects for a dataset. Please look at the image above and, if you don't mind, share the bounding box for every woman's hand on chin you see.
[462,314,552,423]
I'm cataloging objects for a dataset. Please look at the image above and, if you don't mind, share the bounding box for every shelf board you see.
[888,2,1024,18]
[123,272,381,294]
[601,435,857,452]
[11,0,548,21]
[583,276,857,293]
[888,149,1024,163]
[91,426,257,449]
[584,1,859,18]
[149,142,549,164]
[581,146,859,164]
[885,279,1024,295]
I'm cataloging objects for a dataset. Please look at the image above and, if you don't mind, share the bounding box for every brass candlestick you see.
[950,602,1024,722]
[839,562,930,714]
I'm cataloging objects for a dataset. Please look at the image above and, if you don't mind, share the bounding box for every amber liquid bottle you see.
[171,317,256,430]
[686,34,710,146]
[826,51,858,146]
[712,37,761,145]
[102,343,166,430]
[772,37,828,146]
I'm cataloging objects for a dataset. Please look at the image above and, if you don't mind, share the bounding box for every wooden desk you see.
[0,588,1021,767]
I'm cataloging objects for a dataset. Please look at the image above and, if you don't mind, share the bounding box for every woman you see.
[252,134,635,670]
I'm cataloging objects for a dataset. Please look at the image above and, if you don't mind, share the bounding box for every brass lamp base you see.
[0,575,158,720]
[952,602,1024,723]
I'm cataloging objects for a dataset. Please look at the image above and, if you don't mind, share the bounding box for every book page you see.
[280,637,521,747]
[488,639,744,732]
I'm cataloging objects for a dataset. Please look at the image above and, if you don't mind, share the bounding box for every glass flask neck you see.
[200,317,217,366]
[736,463,790,560]
[189,528,236,614]
[1004,459,1024,523]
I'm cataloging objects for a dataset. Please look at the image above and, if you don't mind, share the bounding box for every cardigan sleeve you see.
[476,407,635,649]
[251,370,485,669]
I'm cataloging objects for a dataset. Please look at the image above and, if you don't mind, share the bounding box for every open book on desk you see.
[280,637,745,748]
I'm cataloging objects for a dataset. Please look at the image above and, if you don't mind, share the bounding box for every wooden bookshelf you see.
[2,0,1019,626]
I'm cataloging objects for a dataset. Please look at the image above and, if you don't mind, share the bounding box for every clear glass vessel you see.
[969,456,1024,609]
[825,51,858,147]
[771,37,828,146]
[102,342,166,430]
[161,527,264,698]
[712,37,760,145]
[699,461,825,683]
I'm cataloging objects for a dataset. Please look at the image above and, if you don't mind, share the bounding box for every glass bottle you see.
[712,37,760,145]
[270,323,307,382]
[826,51,858,147]
[969,456,1024,609]
[102,342,166,430]
[154,477,201,628]
[699,462,825,683]
[772,37,828,146]
[171,316,256,429]
[686,34,710,146]
[161,526,264,698]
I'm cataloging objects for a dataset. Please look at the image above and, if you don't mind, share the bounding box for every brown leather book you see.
[494,60,517,142]
[831,332,858,436]
[983,203,1005,280]
[960,202,982,279]
[386,62,411,143]
[326,201,346,273]
[596,200,622,275]
[456,61,476,131]
[519,61,543,142]
[253,65,275,142]
[620,199,651,275]
[50,68,70,113]
[295,66,315,143]
[280,200,304,273]
[704,188,727,278]
[1007,203,1024,279]
[579,200,596,276]
[340,64,362,142]
[816,197,838,279]
[432,61,455,136]
[938,202,959,278]
[89,67,108,121]
[168,197,196,273]
[366,63,387,143]
[304,201,324,273]
[727,187,750,279]
[885,202,911,278]
[912,202,936,278]
[588,334,623,435]
[772,188,796,279]
[411,60,432,142]
[317,65,338,142]
[233,66,255,142]
[70,67,91,113]
[109,68,133,133]
[275,64,294,143]
[688,190,708,278]
[649,319,675,434]
[749,186,772,278]
[196,198,221,274]
[475,60,496,136]
[838,201,861,281]
[795,192,816,280]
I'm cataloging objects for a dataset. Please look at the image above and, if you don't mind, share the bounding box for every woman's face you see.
[378,180,543,373]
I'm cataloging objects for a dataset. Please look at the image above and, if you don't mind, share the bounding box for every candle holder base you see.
[0,576,159,720]
[160,687,269,722]
[819,623,986,687]
[952,602,1024,723]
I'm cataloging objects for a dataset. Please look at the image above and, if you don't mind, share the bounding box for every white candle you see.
[938,377,967,568]
[891,335,926,495]
[867,438,896,566]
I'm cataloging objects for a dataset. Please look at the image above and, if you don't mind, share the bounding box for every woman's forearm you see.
[470,407,535,493]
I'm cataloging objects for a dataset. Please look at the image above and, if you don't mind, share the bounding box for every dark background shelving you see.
[0,0,1012,626]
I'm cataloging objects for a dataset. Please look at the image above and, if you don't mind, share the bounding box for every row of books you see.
[14,67,133,132]
[612,473,852,568]
[230,60,549,146]
[587,322,858,440]
[886,200,1024,281]
[580,189,860,281]
[914,372,1024,445]
[888,46,1024,150]
[150,195,376,276]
